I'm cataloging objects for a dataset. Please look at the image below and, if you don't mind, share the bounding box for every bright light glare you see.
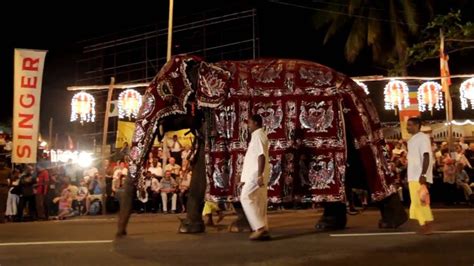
[77,152,93,168]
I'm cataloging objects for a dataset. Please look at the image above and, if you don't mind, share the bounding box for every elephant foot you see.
[315,202,347,231]
[115,230,127,238]
[378,193,408,229]
[178,218,205,234]
[228,219,251,233]
[228,202,251,233]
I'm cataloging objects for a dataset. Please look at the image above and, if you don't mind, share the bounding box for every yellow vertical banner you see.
[115,121,136,148]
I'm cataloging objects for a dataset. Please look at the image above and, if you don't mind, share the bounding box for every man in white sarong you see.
[239,114,271,240]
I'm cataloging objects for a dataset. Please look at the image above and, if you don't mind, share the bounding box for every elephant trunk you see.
[185,130,207,223]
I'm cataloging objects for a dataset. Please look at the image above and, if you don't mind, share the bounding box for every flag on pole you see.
[440,34,451,92]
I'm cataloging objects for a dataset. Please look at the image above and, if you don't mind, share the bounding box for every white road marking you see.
[330,229,474,237]
[434,229,474,234]
[0,240,113,247]
[331,232,416,237]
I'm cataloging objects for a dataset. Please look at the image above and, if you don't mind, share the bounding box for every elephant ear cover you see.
[196,61,231,108]
[128,55,203,195]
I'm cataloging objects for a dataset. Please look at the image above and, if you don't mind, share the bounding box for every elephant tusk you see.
[159,124,164,136]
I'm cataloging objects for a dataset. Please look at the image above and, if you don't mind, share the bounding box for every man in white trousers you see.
[239,114,271,241]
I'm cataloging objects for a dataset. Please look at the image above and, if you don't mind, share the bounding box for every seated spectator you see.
[147,151,155,168]
[454,144,472,168]
[86,174,105,215]
[437,149,451,171]
[136,171,153,213]
[165,157,181,178]
[397,151,408,168]
[443,158,457,204]
[65,179,79,207]
[54,188,73,220]
[391,141,406,160]
[150,172,162,213]
[455,162,474,204]
[76,180,89,215]
[160,170,177,213]
[113,161,128,180]
[435,143,448,161]
[148,160,163,179]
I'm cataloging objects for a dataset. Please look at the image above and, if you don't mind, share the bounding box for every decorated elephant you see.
[116,55,407,237]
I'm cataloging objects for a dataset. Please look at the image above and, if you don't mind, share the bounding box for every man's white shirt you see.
[407,132,434,183]
[241,128,270,186]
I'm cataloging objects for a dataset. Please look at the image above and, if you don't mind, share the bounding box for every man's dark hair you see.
[250,114,263,127]
[407,117,422,129]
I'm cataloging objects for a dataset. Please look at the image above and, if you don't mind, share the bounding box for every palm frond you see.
[348,0,363,15]
[367,9,382,45]
[324,15,350,44]
[345,18,367,62]
[400,0,418,34]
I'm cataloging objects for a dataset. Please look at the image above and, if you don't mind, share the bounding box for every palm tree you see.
[312,0,433,74]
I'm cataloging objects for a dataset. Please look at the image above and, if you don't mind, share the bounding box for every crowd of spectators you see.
[0,135,193,223]
[387,137,474,206]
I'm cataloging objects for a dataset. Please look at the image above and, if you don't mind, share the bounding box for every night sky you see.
[2,0,474,139]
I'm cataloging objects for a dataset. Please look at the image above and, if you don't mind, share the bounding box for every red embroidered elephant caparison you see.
[128,56,397,204]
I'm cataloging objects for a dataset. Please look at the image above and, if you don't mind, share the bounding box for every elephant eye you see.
[162,83,171,94]
[157,80,174,98]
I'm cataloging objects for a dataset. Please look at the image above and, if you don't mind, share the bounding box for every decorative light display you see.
[118,89,142,119]
[383,80,410,111]
[417,81,444,112]
[460,77,474,110]
[71,92,96,123]
[450,119,474,126]
[356,81,370,95]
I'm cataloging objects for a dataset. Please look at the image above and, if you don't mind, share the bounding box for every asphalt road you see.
[0,208,473,266]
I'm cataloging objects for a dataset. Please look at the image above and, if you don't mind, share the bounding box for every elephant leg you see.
[116,178,134,238]
[378,193,408,229]
[315,202,347,231]
[228,202,251,232]
[178,139,206,234]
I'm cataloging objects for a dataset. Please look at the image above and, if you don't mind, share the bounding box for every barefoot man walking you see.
[406,117,434,234]
[240,114,271,240]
